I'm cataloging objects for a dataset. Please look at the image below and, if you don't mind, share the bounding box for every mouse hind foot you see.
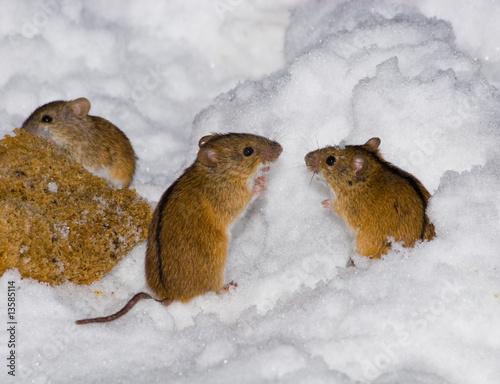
[217,281,238,295]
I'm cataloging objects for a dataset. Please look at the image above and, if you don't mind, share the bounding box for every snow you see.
[1,1,500,383]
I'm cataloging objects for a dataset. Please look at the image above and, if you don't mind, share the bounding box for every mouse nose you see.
[304,152,319,172]
[274,142,283,156]
[264,142,283,162]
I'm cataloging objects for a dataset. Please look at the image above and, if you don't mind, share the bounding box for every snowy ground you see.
[1,1,500,383]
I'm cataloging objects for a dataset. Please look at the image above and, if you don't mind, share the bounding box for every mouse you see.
[21,97,136,189]
[305,137,435,259]
[76,132,282,324]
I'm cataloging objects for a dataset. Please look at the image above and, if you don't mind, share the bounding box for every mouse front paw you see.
[252,176,269,195]
[321,199,333,209]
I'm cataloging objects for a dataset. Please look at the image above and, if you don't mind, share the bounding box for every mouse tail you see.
[76,292,171,325]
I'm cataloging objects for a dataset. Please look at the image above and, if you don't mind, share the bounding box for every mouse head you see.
[305,137,382,192]
[196,133,282,179]
[21,98,91,142]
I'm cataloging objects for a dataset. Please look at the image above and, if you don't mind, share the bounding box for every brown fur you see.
[21,98,136,189]
[76,133,282,324]
[305,137,435,259]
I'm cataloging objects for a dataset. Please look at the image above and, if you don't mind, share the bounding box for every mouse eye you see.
[41,115,53,123]
[326,156,336,166]
[243,147,254,157]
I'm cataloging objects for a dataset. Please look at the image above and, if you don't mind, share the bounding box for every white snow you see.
[1,1,500,383]
[47,182,58,193]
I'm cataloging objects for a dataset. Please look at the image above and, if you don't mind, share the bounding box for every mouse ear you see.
[198,135,213,147]
[197,147,219,167]
[352,154,368,177]
[70,98,91,119]
[364,137,381,152]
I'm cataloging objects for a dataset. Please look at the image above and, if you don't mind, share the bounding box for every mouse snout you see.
[22,125,37,134]
[263,142,283,163]
[22,124,51,141]
[304,152,319,173]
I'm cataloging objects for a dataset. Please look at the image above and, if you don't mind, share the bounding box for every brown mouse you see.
[305,137,435,259]
[76,133,282,324]
[21,97,136,189]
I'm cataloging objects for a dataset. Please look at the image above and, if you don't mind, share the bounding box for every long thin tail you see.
[76,293,172,325]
